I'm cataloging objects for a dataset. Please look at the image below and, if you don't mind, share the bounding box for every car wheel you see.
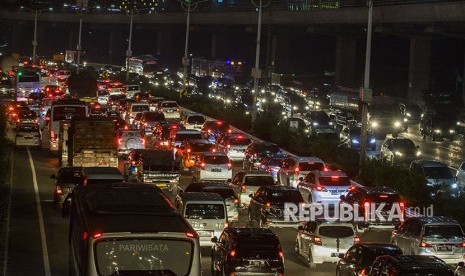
[307,249,316,268]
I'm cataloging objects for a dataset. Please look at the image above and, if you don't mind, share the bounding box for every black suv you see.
[211,227,284,275]
[339,186,404,232]
[420,113,456,141]
[243,141,281,170]
[369,255,454,275]
[248,186,304,228]
[336,243,403,276]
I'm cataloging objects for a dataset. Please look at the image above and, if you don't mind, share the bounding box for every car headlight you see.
[403,118,408,122]
[395,151,403,156]
[371,122,378,128]
[329,122,333,126]
[449,129,455,133]
[452,183,458,189]
[434,129,441,133]
[313,122,319,126]
[416,151,422,156]
[305,129,310,133]
[406,113,411,117]
[394,121,401,127]
[457,121,461,126]
[370,138,376,144]
[352,139,360,144]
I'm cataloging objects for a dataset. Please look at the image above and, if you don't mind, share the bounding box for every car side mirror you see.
[50,174,56,179]
[61,199,71,218]
[211,236,218,243]
[249,194,253,198]
[340,195,346,201]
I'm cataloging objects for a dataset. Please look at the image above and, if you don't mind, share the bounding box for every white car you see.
[295,221,359,267]
[159,100,180,119]
[192,152,232,181]
[15,123,42,148]
[297,170,352,204]
[217,134,252,162]
[182,113,205,130]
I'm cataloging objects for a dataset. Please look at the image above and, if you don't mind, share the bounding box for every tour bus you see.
[127,55,159,77]
[49,98,87,151]
[62,183,201,276]
[16,67,42,101]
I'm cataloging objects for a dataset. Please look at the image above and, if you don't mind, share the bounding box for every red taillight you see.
[118,138,123,145]
[354,236,360,243]
[241,184,246,191]
[363,201,370,208]
[278,251,284,258]
[93,233,102,239]
[315,186,327,192]
[227,144,231,149]
[82,232,88,240]
[56,188,63,195]
[234,198,238,204]
[230,250,236,257]
[331,175,339,180]
[294,167,299,173]
[420,240,433,248]
[187,149,191,153]
[212,148,216,152]
[186,232,195,238]
[324,167,330,171]
[457,242,465,247]
[266,202,271,208]
[312,236,322,245]
[228,129,232,133]
[227,163,232,170]
[200,162,206,169]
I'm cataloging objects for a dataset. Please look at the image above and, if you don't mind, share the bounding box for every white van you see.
[176,192,228,247]
[125,102,149,125]
[125,84,141,99]
[62,183,201,276]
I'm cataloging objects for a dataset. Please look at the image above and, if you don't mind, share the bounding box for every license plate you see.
[166,110,173,113]
[211,168,222,172]
[437,246,452,251]
[330,191,339,195]
[249,260,265,267]
[198,231,212,237]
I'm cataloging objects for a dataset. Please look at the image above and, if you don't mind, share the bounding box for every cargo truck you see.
[58,117,118,168]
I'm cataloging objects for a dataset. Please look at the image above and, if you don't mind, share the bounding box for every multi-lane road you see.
[3,119,465,276]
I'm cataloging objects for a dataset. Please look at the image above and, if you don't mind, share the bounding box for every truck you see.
[123,149,180,191]
[58,117,118,168]
[329,88,405,138]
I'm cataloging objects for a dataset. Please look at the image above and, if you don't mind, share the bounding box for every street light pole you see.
[126,9,134,82]
[76,7,83,75]
[32,10,38,65]
[359,0,373,176]
[182,3,191,87]
[251,0,263,129]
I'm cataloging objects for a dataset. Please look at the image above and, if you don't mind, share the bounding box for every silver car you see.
[391,216,465,265]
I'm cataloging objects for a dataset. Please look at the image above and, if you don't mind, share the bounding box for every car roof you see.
[377,255,451,270]
[359,243,402,251]
[409,216,459,225]
[82,167,122,176]
[181,192,224,202]
[355,186,398,194]
[73,183,193,234]
[412,160,448,168]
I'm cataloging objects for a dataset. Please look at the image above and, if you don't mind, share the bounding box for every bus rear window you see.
[95,238,193,276]
[52,106,86,121]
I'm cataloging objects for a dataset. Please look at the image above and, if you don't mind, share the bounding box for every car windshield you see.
[187,115,205,124]
[298,162,325,171]
[257,144,280,154]
[244,175,275,186]
[145,113,165,121]
[185,203,225,219]
[364,246,403,265]
[236,236,280,257]
[190,143,213,152]
[17,125,39,132]
[161,102,178,108]
[392,139,416,149]
[131,105,149,112]
[318,176,351,186]
[176,133,202,142]
[52,106,86,121]
[204,155,229,164]
[424,166,453,179]
[58,170,82,183]
[424,225,463,238]
[95,238,193,276]
[229,137,252,146]
[203,187,236,199]
[268,190,303,203]
[318,226,354,238]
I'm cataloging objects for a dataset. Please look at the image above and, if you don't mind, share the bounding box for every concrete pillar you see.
[272,34,290,73]
[211,32,228,59]
[335,35,357,88]
[408,36,431,103]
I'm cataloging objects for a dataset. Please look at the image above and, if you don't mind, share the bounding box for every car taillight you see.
[420,240,433,248]
[227,163,232,170]
[294,167,299,173]
[212,148,216,152]
[187,149,191,153]
[241,184,246,191]
[229,250,236,258]
[456,241,465,247]
[354,236,360,243]
[278,251,284,259]
[227,144,231,149]
[234,198,238,204]
[312,236,322,245]
[363,201,370,209]
[118,138,123,145]
[93,233,102,239]
[315,186,327,192]
[186,232,196,238]
[200,162,206,169]
[56,187,63,194]
[266,202,271,208]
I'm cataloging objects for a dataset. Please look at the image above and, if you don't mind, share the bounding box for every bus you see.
[62,183,201,276]
[127,55,159,77]
[16,67,42,101]
[49,98,87,151]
